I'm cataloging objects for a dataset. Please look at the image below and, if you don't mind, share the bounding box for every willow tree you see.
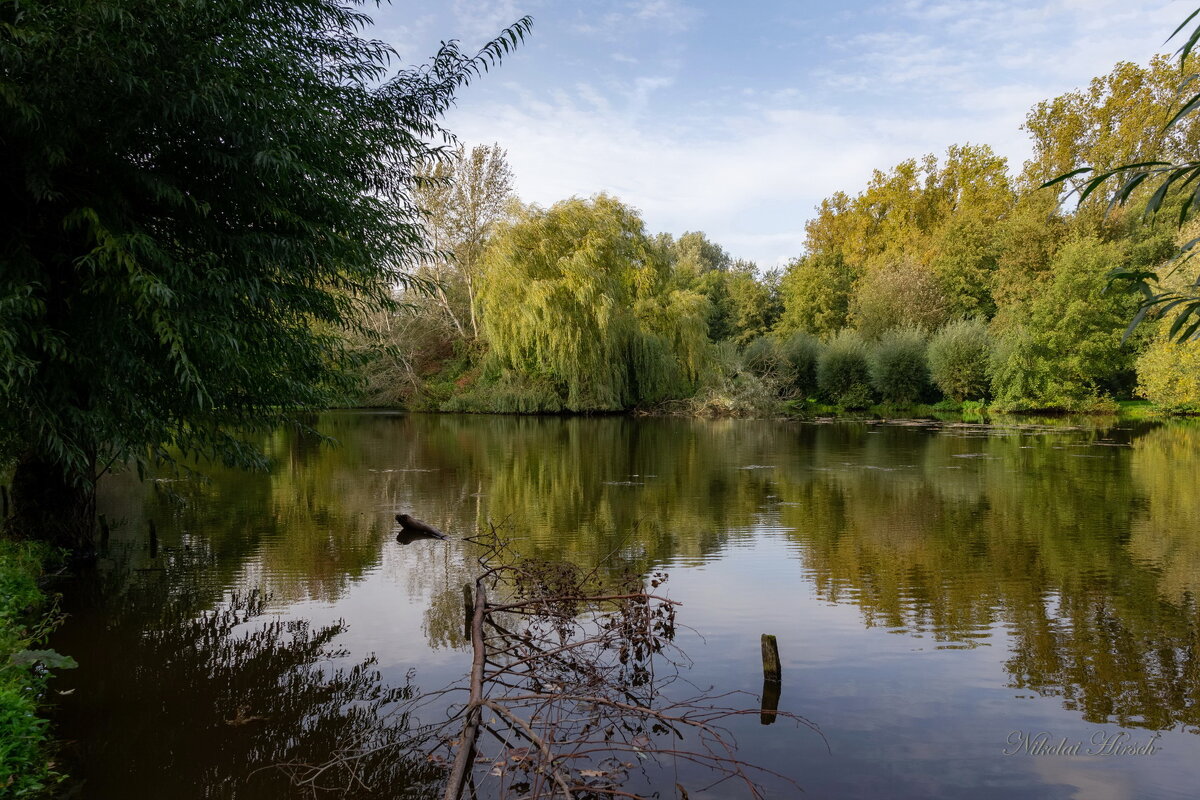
[478,196,709,410]
[0,0,530,547]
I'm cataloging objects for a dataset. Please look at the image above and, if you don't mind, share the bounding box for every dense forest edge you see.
[358,54,1200,419]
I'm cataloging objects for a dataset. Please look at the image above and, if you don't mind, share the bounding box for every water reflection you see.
[52,573,439,798]
[51,412,1200,798]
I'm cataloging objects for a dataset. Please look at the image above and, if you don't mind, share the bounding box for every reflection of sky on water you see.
[52,413,1200,799]
[656,532,1200,799]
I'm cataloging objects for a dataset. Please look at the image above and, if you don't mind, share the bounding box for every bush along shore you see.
[356,320,1196,421]
[0,539,71,797]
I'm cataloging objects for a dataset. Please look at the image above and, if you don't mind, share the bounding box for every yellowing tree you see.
[1137,330,1200,412]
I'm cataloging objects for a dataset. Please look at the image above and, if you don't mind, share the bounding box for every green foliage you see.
[776,253,852,337]
[986,237,1136,411]
[723,265,781,344]
[742,337,780,377]
[1136,328,1200,412]
[992,193,1069,307]
[817,330,875,408]
[869,328,930,405]
[1028,55,1199,190]
[0,0,530,541]
[930,212,1000,317]
[478,196,708,411]
[671,231,733,281]
[662,232,777,345]
[1038,28,1200,342]
[988,325,1054,411]
[802,145,1013,277]
[1029,237,1139,394]
[441,372,565,414]
[0,541,65,796]
[851,261,950,339]
[927,319,992,402]
[988,321,1119,413]
[741,331,823,401]
[777,332,823,399]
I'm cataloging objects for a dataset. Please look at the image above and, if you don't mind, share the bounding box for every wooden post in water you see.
[149,519,158,558]
[98,514,110,551]
[761,633,781,682]
[760,633,781,725]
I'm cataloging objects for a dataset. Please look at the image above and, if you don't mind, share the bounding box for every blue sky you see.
[370,0,1189,266]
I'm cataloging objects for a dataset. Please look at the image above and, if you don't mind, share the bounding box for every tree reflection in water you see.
[53,579,440,799]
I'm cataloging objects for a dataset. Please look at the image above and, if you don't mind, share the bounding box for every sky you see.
[369,0,1191,267]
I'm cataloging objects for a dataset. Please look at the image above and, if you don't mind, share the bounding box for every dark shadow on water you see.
[51,567,440,799]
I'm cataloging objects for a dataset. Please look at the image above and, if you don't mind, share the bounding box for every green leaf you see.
[10,649,78,670]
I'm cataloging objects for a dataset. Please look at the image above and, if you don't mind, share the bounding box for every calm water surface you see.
[49,413,1200,799]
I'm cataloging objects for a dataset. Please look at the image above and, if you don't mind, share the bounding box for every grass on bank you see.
[0,540,70,798]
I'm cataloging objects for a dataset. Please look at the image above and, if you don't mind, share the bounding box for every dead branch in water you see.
[435,526,820,800]
[279,524,821,798]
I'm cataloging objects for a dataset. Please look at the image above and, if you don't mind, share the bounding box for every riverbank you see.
[779,397,1174,422]
[0,540,69,797]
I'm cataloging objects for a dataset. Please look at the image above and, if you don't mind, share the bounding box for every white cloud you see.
[630,0,702,33]
[447,88,980,266]
[428,0,1199,266]
[450,0,531,47]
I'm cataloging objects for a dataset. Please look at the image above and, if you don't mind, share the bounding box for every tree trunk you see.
[8,451,96,552]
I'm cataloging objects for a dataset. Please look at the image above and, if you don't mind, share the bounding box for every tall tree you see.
[0,0,530,547]
[478,196,708,410]
[775,253,853,337]
[415,144,515,341]
[1042,27,1200,342]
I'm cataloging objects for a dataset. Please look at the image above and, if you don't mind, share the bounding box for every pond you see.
[48,412,1200,799]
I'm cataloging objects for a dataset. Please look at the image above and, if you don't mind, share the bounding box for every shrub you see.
[869,328,930,405]
[691,340,779,417]
[740,333,822,400]
[988,324,1115,412]
[777,332,823,399]
[817,330,874,408]
[742,337,781,378]
[1,542,67,797]
[1136,331,1200,413]
[928,318,991,402]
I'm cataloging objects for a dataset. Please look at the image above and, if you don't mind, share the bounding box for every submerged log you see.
[395,513,448,539]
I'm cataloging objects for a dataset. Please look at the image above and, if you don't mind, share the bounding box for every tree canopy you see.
[0,0,530,544]
[478,196,709,411]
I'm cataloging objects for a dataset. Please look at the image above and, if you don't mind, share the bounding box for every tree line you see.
[370,54,1200,416]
